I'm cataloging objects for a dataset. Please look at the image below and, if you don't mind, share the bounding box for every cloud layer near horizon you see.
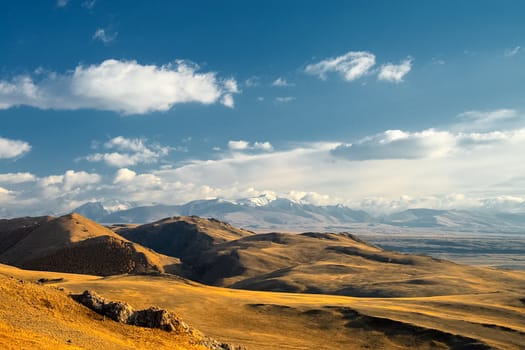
[0,59,239,114]
[2,109,525,216]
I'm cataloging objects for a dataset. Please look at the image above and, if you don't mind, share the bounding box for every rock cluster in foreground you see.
[72,290,245,350]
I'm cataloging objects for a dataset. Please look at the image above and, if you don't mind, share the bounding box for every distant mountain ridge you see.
[73,197,525,233]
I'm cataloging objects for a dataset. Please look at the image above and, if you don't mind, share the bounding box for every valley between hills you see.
[0,213,524,349]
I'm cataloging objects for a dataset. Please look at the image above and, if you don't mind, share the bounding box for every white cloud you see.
[84,136,170,167]
[113,168,137,183]
[0,59,239,114]
[0,187,16,203]
[220,78,239,108]
[223,78,239,93]
[57,0,69,7]
[38,170,100,194]
[0,137,31,159]
[228,140,273,152]
[253,141,273,151]
[455,109,518,131]
[332,129,456,160]
[287,190,333,206]
[228,140,250,150]
[93,29,117,44]
[332,126,525,161]
[305,51,376,81]
[0,172,36,184]
[5,109,525,216]
[63,170,101,191]
[113,168,162,190]
[275,96,295,103]
[38,175,64,187]
[378,57,413,82]
[221,94,235,108]
[504,46,521,57]
[272,77,292,87]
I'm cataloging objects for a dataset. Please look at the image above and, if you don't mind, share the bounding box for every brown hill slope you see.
[214,232,525,297]
[116,216,252,275]
[119,219,525,297]
[116,216,253,256]
[3,264,524,350]
[0,266,235,350]
[0,213,180,276]
[0,216,54,255]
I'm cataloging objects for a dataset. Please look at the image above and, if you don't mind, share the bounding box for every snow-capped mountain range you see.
[72,196,525,233]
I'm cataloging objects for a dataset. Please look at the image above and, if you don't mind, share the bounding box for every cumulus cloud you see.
[253,141,273,151]
[0,137,31,159]
[113,168,137,183]
[331,126,525,161]
[272,77,293,87]
[38,170,100,194]
[228,140,249,150]
[113,168,162,190]
[0,172,36,184]
[0,187,16,203]
[4,109,525,216]
[378,57,413,82]
[287,190,333,206]
[0,170,102,215]
[39,170,101,191]
[62,170,101,191]
[228,140,273,152]
[84,136,170,167]
[93,29,117,43]
[305,51,376,81]
[221,94,235,108]
[0,59,239,114]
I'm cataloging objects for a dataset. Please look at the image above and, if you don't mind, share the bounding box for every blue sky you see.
[1,0,525,216]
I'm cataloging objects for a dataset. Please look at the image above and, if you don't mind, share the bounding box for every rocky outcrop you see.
[72,290,135,323]
[72,290,246,350]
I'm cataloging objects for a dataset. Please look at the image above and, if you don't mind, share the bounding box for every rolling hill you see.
[1,214,525,348]
[0,213,181,276]
[117,216,525,298]
[2,263,524,350]
[0,264,241,350]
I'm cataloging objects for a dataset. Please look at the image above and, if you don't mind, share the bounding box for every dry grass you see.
[1,215,525,349]
[2,264,524,349]
[0,267,209,350]
[0,214,181,275]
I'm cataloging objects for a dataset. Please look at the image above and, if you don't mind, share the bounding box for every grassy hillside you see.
[118,219,525,298]
[0,214,180,276]
[0,265,215,350]
[1,264,524,349]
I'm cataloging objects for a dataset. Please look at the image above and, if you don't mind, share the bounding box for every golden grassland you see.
[0,267,209,350]
[1,264,524,350]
